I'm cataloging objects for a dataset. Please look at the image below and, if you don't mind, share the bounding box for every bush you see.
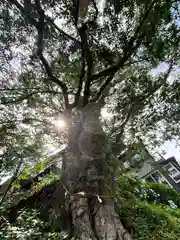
[0,208,68,240]
[1,175,180,239]
[115,176,180,240]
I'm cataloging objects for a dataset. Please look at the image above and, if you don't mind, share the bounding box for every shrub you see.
[115,176,180,240]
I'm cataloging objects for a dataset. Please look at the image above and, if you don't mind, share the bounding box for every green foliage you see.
[135,182,180,207]
[12,160,47,188]
[115,176,180,240]
[0,208,68,239]
[3,173,60,211]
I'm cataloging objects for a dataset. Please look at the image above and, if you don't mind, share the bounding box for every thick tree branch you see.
[9,0,38,27]
[90,58,148,88]
[73,24,93,106]
[82,37,93,105]
[91,33,144,82]
[134,0,156,37]
[34,0,69,108]
[0,87,76,93]
[123,58,149,67]
[91,0,98,20]
[74,58,86,106]
[74,0,99,106]
[74,27,87,106]
[9,0,80,46]
[9,0,70,108]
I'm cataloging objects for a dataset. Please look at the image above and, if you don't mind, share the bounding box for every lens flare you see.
[56,119,66,128]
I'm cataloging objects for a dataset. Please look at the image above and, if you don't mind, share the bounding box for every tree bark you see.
[63,103,133,240]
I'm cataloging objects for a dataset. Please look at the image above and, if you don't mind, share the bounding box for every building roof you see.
[138,156,180,179]
[158,156,178,166]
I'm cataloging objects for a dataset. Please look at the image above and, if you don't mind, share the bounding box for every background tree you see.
[0,0,180,239]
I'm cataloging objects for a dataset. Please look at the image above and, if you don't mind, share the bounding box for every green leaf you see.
[33,161,45,174]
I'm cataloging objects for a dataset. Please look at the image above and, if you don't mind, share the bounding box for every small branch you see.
[134,0,156,37]
[111,104,133,140]
[91,34,144,82]
[0,118,52,126]
[92,73,115,102]
[123,58,148,67]
[162,61,173,82]
[0,90,64,105]
[45,15,81,45]
[145,61,174,105]
[118,148,128,160]
[72,0,80,26]
[91,64,118,82]
[117,104,133,137]
[90,38,145,102]
[1,92,37,104]
[0,87,43,92]
[90,0,156,84]
[0,143,24,206]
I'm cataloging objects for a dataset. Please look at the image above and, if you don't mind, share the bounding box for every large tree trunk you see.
[63,103,133,240]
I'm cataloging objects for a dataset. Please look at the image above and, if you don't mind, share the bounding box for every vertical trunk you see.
[63,103,133,240]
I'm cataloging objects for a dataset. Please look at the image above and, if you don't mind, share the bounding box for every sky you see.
[151,63,180,162]
[162,140,180,161]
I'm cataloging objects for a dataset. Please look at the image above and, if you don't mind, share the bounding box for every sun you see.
[56,119,66,128]
[53,118,66,130]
